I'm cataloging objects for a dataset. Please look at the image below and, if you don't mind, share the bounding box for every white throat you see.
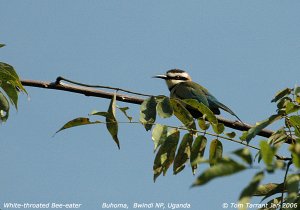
[165,79,186,90]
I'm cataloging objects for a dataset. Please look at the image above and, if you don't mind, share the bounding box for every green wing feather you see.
[204,89,243,122]
[209,98,243,122]
[171,81,243,122]
[170,82,209,107]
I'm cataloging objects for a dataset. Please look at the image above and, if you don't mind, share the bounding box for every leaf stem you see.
[280,160,293,210]
[110,120,261,151]
[110,120,293,161]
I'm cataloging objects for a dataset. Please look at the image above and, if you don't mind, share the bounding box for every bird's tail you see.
[215,101,243,123]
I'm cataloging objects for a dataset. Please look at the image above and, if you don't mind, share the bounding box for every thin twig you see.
[76,120,292,160]
[21,79,144,105]
[125,121,293,159]
[89,120,262,151]
[56,76,153,97]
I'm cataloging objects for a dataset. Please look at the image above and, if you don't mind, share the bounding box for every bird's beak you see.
[153,74,168,80]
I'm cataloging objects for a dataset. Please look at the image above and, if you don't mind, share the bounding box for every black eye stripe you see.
[167,76,188,80]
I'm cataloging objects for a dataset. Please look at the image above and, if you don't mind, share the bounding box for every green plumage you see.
[170,81,242,122]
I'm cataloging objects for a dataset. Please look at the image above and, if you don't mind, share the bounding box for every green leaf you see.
[289,115,300,137]
[285,101,300,114]
[254,183,283,196]
[212,123,225,134]
[152,124,168,152]
[0,62,19,79]
[232,148,252,165]
[0,62,26,93]
[0,43,5,48]
[254,151,263,164]
[277,96,292,109]
[153,129,180,182]
[295,87,300,103]
[289,143,300,168]
[239,131,248,142]
[173,133,193,174]
[286,174,300,204]
[209,139,223,166]
[0,91,9,122]
[192,158,246,187]
[89,111,108,117]
[156,96,173,118]
[170,98,196,131]
[240,114,282,144]
[190,135,207,174]
[225,131,236,138]
[56,117,102,133]
[106,93,120,149]
[140,96,157,131]
[294,85,300,96]
[0,91,9,112]
[259,141,276,172]
[197,118,210,130]
[268,128,288,146]
[271,88,292,103]
[183,99,218,124]
[0,62,27,122]
[239,171,264,210]
[254,183,284,203]
[275,159,285,170]
[259,196,282,210]
[1,81,18,109]
[287,115,300,125]
[117,106,132,122]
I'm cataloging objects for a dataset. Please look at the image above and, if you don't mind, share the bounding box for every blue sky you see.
[1,1,300,210]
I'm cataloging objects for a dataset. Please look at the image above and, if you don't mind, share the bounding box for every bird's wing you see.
[204,90,243,122]
[171,82,243,122]
[182,82,221,114]
[170,82,209,107]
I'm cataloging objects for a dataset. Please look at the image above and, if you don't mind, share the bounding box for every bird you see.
[153,69,242,122]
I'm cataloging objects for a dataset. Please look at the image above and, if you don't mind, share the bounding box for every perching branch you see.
[21,78,275,139]
[21,79,144,105]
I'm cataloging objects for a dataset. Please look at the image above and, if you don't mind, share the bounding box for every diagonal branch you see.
[21,78,275,139]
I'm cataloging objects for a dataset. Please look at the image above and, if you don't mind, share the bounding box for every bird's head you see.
[153,69,192,90]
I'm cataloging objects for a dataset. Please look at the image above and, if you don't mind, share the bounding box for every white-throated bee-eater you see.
[154,69,242,122]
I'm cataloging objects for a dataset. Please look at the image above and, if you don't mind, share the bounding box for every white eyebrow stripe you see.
[167,72,190,79]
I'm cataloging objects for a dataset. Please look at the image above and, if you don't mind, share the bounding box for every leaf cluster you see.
[56,92,131,149]
[54,81,300,209]
[137,90,300,209]
[0,44,27,122]
[236,87,300,209]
